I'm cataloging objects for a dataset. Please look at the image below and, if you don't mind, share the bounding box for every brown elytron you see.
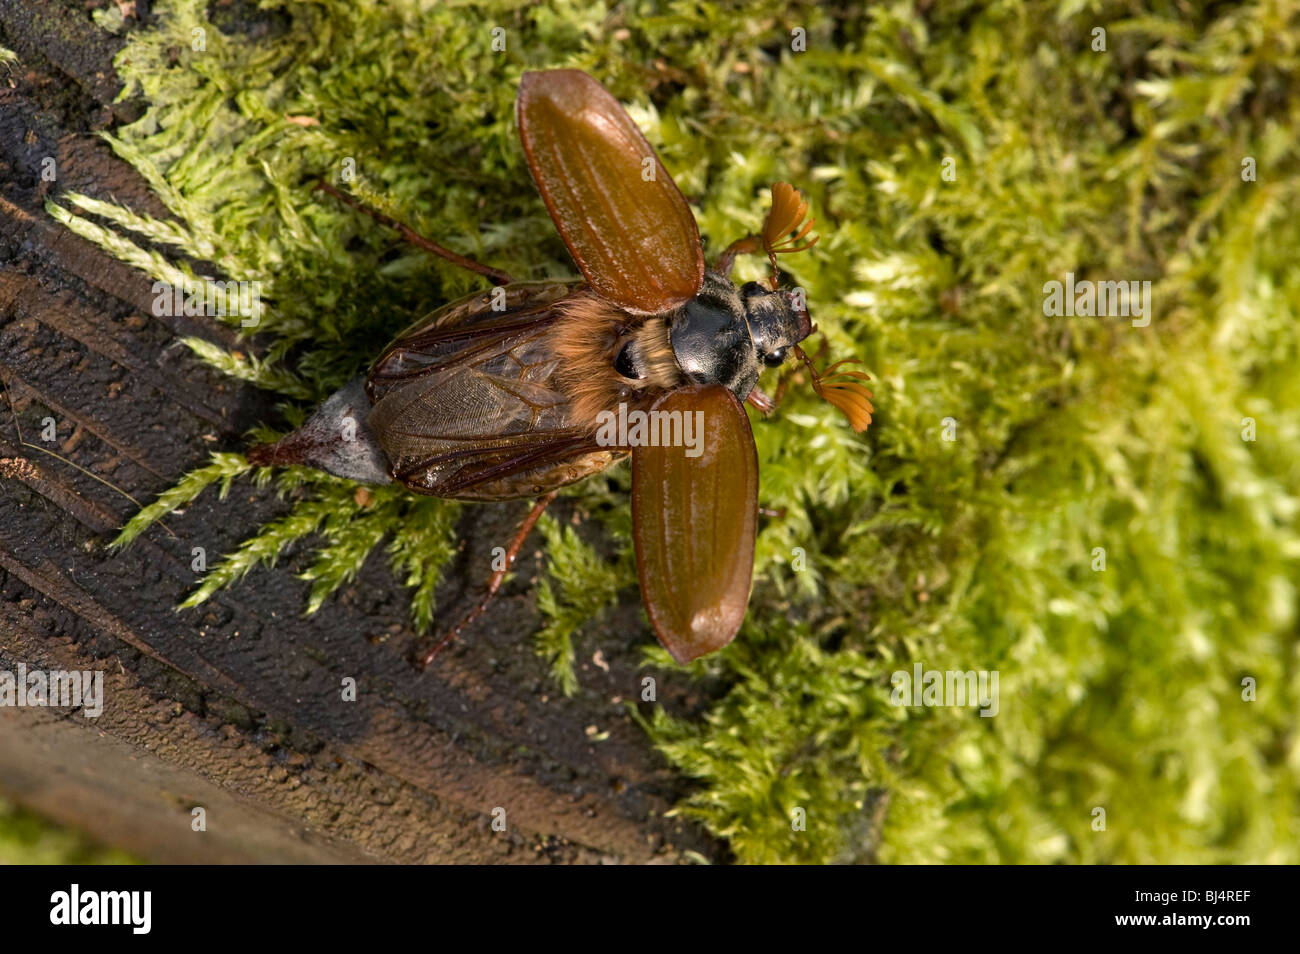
[516,70,705,314]
[631,386,759,662]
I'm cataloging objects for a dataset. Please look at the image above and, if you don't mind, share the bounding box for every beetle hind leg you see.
[316,181,514,286]
[412,490,559,670]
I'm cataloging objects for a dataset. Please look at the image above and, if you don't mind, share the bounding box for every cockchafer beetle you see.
[250,69,872,667]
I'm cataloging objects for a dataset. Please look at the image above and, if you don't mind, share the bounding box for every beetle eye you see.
[762,347,787,368]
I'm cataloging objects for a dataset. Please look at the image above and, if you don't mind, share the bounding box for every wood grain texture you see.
[0,0,723,864]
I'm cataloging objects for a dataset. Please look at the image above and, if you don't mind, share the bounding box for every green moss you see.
[71,0,1299,863]
[0,798,138,864]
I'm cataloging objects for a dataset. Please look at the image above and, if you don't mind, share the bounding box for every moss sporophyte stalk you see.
[54,0,1300,864]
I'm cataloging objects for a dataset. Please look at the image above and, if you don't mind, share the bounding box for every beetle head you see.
[739,281,813,369]
[666,183,874,433]
[667,275,872,433]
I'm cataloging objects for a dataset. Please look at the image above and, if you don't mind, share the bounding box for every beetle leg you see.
[713,235,761,277]
[745,387,774,414]
[413,490,559,670]
[772,367,793,408]
[316,181,515,286]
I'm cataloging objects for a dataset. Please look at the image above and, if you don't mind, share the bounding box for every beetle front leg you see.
[316,181,515,286]
[413,490,559,670]
[713,235,761,277]
[745,387,774,414]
